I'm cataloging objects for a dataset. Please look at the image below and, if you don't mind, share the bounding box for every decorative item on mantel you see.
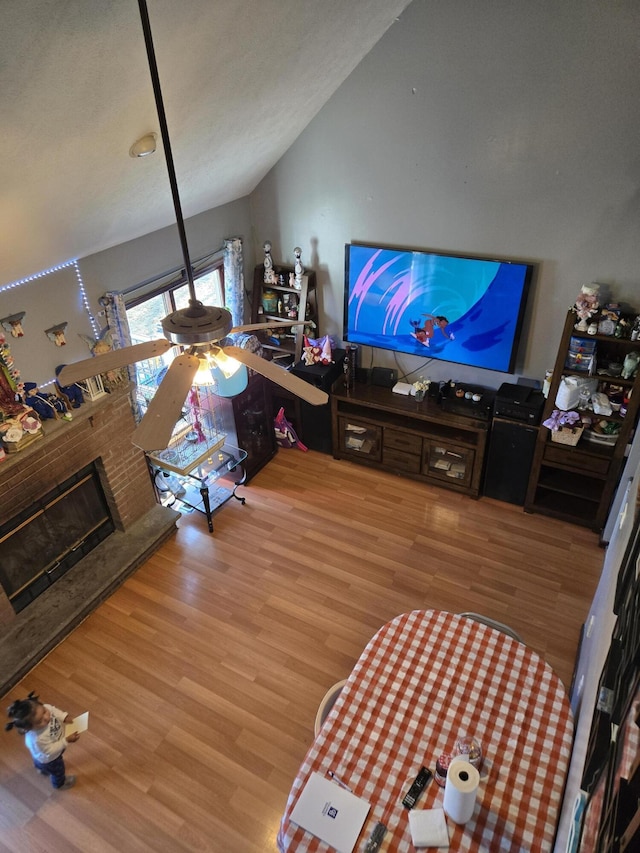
[80,328,128,392]
[0,333,44,452]
[77,373,107,402]
[22,382,71,421]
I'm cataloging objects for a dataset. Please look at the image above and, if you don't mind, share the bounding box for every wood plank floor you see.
[0,449,604,852]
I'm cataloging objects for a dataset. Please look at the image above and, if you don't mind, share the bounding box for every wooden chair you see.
[458,612,524,644]
[314,679,347,737]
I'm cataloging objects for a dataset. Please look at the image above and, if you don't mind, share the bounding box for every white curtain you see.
[102,291,134,383]
[224,236,244,326]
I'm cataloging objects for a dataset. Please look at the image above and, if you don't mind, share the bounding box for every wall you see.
[554,429,640,851]
[249,0,640,390]
[0,197,253,389]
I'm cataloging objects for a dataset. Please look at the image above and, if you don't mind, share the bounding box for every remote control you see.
[364,821,387,852]
[402,766,432,809]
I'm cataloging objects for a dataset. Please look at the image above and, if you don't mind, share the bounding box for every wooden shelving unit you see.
[525,309,640,534]
[251,261,318,366]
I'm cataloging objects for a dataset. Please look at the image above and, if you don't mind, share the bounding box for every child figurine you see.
[55,364,84,409]
[23,382,70,420]
[5,691,79,789]
[573,283,600,331]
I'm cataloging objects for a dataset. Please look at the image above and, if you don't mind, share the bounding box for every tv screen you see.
[344,243,533,374]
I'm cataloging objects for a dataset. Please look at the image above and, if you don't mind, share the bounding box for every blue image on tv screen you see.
[344,244,532,373]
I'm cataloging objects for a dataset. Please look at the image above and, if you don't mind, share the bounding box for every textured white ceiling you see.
[0,0,411,285]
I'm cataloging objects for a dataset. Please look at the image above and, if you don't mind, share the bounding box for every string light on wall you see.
[0,259,99,337]
[72,261,100,338]
[0,259,100,389]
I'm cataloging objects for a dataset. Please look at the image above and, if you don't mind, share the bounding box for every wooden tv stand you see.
[331,378,489,497]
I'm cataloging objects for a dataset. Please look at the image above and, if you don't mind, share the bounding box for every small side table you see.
[147,443,247,533]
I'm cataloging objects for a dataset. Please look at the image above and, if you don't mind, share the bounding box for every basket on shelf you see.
[550,426,584,446]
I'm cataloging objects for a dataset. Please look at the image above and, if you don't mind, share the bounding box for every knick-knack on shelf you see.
[572,283,600,331]
[293,246,303,290]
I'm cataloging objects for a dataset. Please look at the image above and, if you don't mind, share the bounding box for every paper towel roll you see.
[443,759,480,824]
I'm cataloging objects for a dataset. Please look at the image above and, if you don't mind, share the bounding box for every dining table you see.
[277,609,574,852]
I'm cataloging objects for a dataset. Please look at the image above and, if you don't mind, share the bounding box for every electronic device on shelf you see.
[494,382,545,424]
[343,242,534,374]
[440,383,495,421]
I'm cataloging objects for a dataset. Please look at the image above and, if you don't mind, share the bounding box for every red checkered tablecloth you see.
[277,610,573,852]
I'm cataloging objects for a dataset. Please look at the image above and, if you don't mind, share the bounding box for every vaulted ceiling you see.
[0,0,411,286]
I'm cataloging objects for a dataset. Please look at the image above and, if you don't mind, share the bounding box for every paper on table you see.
[408,808,450,848]
[65,712,89,737]
[290,772,370,853]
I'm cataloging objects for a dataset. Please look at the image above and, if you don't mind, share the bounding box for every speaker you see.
[483,418,539,505]
[372,367,398,388]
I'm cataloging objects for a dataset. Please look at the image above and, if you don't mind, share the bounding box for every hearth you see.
[0,461,115,613]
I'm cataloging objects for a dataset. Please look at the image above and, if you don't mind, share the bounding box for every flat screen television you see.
[344,243,533,374]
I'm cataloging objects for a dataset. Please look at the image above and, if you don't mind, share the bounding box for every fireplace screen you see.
[0,462,114,613]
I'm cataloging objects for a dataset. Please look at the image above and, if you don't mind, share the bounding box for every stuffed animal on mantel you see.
[22,382,70,420]
[55,364,84,408]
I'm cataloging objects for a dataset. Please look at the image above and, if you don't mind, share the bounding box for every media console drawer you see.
[384,429,422,455]
[383,446,422,473]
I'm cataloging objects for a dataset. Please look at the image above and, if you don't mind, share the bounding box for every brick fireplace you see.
[0,387,178,695]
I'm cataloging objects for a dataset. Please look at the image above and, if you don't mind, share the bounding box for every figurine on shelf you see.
[621,351,639,380]
[54,365,84,409]
[572,283,600,331]
[23,382,70,420]
[293,246,304,290]
[263,241,277,284]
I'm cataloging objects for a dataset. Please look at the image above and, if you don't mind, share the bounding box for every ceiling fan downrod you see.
[137,0,198,305]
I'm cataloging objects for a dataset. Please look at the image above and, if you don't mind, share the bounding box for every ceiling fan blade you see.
[57,339,173,385]
[131,353,199,451]
[229,320,305,334]
[223,346,329,406]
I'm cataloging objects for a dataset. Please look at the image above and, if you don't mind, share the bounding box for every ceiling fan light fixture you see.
[193,354,215,386]
[129,132,157,158]
[211,348,243,379]
[210,361,248,397]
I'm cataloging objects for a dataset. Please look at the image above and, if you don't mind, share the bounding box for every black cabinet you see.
[271,352,345,453]
[484,418,539,505]
[217,373,277,481]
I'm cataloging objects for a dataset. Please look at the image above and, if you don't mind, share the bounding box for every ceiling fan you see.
[58,0,328,453]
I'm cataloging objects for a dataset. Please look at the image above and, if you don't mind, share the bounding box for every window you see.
[125,258,224,402]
